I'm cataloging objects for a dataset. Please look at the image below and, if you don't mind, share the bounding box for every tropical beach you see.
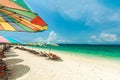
[0,45,119,80]
[1,0,120,80]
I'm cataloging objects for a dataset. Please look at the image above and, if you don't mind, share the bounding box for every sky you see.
[1,0,120,44]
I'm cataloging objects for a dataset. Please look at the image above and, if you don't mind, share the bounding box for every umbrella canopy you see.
[0,0,48,32]
[45,42,59,46]
[0,36,22,44]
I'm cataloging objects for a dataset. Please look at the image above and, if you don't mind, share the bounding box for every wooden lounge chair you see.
[15,47,21,49]
[25,49,31,52]
[19,47,25,50]
[29,50,39,54]
[0,53,4,60]
[0,51,6,58]
[26,49,38,54]
[24,48,30,51]
[28,50,35,53]
[0,63,8,80]
[14,47,18,49]
[0,65,6,71]
[20,47,29,51]
[48,53,61,60]
[39,51,48,57]
[0,70,8,80]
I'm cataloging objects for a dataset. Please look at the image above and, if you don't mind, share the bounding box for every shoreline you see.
[29,46,120,63]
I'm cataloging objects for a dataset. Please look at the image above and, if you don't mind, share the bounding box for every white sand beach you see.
[3,47,120,80]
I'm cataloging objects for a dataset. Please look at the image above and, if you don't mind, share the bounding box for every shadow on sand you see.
[5,54,19,58]
[46,58,63,62]
[4,49,16,53]
[9,64,30,80]
[4,50,19,58]
[5,58,24,66]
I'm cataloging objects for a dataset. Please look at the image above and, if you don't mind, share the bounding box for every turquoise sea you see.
[34,44,120,61]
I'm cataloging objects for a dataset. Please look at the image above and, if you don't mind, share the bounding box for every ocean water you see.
[35,44,120,60]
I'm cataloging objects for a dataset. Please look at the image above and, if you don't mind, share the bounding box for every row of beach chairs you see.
[0,60,8,80]
[0,45,12,80]
[15,47,62,61]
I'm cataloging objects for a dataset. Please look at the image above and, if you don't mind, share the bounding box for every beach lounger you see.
[48,53,61,60]
[32,51,39,54]
[39,51,48,57]
[0,55,3,60]
[0,51,6,58]
[15,47,21,49]
[28,50,35,53]
[24,49,31,51]
[0,63,8,80]
[21,47,27,50]
[0,65,6,71]
[0,52,4,60]
[0,70,8,80]
[19,47,25,50]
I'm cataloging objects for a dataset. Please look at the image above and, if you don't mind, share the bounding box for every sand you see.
[3,46,120,80]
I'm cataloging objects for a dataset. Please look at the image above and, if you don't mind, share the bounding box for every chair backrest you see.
[0,70,6,77]
[0,65,6,71]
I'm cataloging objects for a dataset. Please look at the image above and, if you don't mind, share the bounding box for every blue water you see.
[34,44,120,60]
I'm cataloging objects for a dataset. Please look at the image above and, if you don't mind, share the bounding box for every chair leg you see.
[5,76,8,80]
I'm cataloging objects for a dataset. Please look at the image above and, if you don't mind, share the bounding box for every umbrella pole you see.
[38,46,39,52]
[48,47,52,54]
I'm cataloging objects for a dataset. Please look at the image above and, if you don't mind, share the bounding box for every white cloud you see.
[99,33,118,42]
[47,31,57,42]
[34,31,57,42]
[34,31,71,43]
[90,35,101,42]
[90,35,97,39]
[90,33,118,42]
[36,0,120,27]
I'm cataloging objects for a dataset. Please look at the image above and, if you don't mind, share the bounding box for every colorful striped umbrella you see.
[0,36,22,44]
[0,0,48,32]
